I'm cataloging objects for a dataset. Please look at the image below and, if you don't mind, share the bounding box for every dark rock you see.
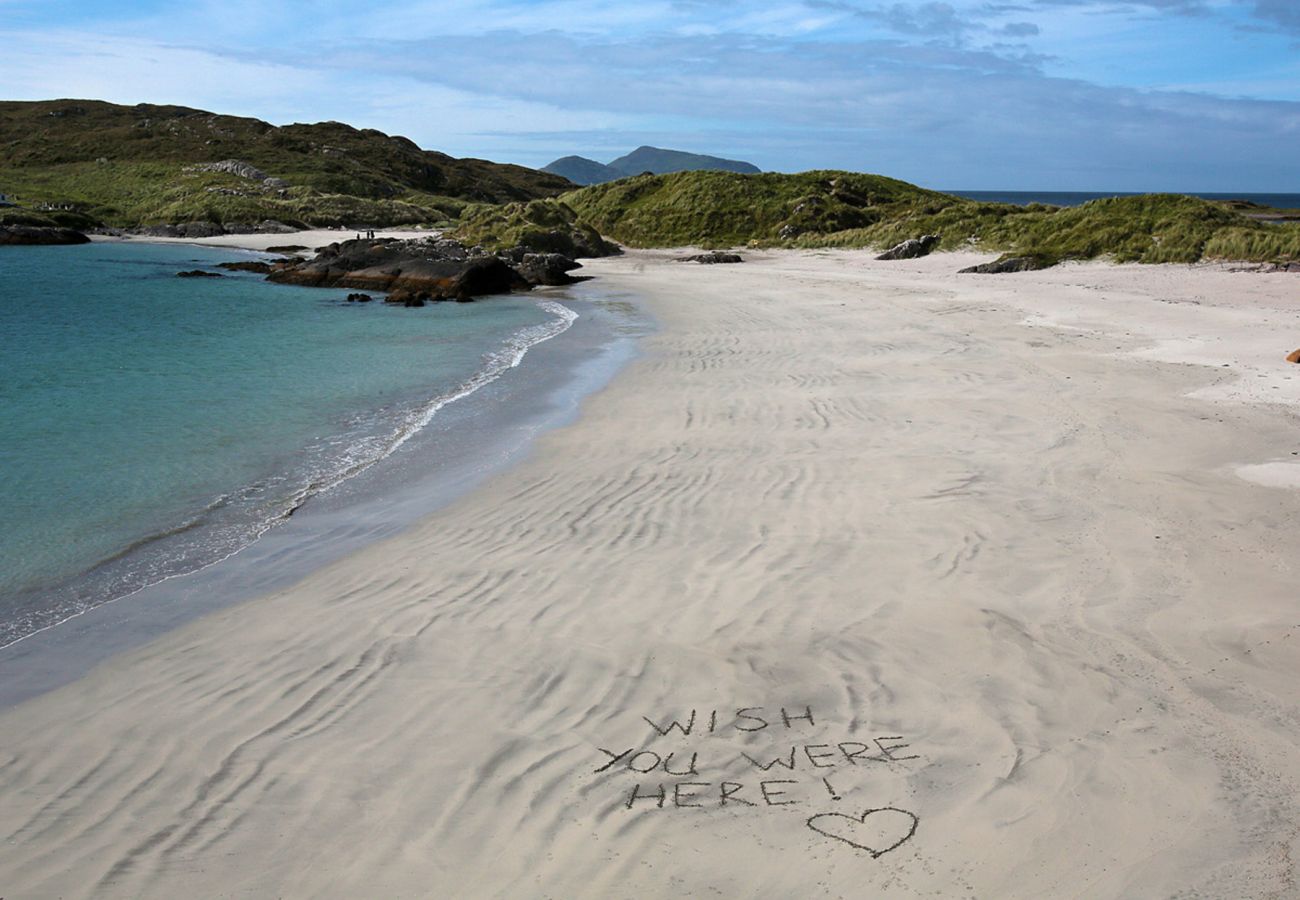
[266,244,309,253]
[451,257,528,299]
[676,251,744,264]
[876,234,940,261]
[216,260,281,274]
[959,255,1055,274]
[0,225,91,245]
[269,236,528,301]
[514,252,583,285]
[346,292,374,303]
[176,269,224,278]
[384,289,436,306]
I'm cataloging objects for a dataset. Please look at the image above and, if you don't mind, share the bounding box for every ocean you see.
[945,190,1300,209]
[0,241,578,647]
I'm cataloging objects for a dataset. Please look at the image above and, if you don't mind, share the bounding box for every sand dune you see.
[1,250,1297,898]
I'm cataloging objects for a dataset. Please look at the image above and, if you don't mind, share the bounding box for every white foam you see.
[0,299,581,651]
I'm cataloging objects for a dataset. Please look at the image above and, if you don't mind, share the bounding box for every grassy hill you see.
[550,171,1300,266]
[0,99,573,228]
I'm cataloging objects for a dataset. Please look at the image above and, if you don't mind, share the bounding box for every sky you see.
[1,0,1298,190]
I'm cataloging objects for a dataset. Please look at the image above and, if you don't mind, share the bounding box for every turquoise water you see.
[0,241,569,645]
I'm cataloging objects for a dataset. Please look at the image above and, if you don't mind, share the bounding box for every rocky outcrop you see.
[959,255,1055,274]
[131,219,297,238]
[676,251,743,264]
[876,234,939,260]
[176,269,223,278]
[266,236,547,301]
[190,159,269,181]
[384,290,429,307]
[0,224,91,245]
[1286,349,1300,364]
[136,221,225,238]
[512,252,584,285]
[217,260,287,274]
[186,160,290,193]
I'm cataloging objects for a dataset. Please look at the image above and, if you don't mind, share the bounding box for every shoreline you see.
[1,249,1298,897]
[0,250,650,705]
[88,226,436,254]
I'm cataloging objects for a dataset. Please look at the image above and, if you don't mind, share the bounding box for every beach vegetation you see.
[559,174,1300,266]
[0,99,570,228]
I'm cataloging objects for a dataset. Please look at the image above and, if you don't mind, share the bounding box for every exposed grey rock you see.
[876,234,940,261]
[191,159,269,181]
[676,252,744,264]
[959,255,1055,274]
[514,252,583,285]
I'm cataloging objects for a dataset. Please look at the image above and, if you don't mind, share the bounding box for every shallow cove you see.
[0,243,649,703]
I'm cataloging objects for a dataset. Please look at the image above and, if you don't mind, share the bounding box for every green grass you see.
[556,171,1300,266]
[5,100,1295,266]
[454,198,616,255]
[562,170,947,248]
[0,99,571,227]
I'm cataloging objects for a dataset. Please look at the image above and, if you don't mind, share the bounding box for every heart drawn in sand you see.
[806,807,919,858]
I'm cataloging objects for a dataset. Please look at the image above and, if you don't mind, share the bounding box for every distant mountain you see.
[541,156,625,186]
[608,147,761,177]
[0,99,572,227]
[541,146,760,185]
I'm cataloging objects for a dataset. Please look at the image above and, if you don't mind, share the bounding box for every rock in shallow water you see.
[0,225,91,246]
[267,236,576,301]
[514,252,584,285]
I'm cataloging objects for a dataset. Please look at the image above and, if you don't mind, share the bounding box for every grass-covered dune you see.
[454,198,620,257]
[0,99,573,228]
[564,170,946,248]
[553,170,1300,266]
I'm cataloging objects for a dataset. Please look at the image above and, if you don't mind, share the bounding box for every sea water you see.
[0,241,571,646]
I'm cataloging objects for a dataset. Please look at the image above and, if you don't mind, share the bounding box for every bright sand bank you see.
[91,227,429,253]
[0,249,1297,897]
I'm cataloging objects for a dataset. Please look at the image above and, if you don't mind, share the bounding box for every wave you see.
[0,299,580,651]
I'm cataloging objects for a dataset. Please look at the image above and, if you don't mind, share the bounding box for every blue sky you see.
[2,0,1297,190]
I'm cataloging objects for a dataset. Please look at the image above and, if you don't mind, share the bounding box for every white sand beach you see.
[91,227,431,253]
[1,249,1297,898]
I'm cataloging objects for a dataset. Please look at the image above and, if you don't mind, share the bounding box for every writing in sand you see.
[592,705,921,857]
